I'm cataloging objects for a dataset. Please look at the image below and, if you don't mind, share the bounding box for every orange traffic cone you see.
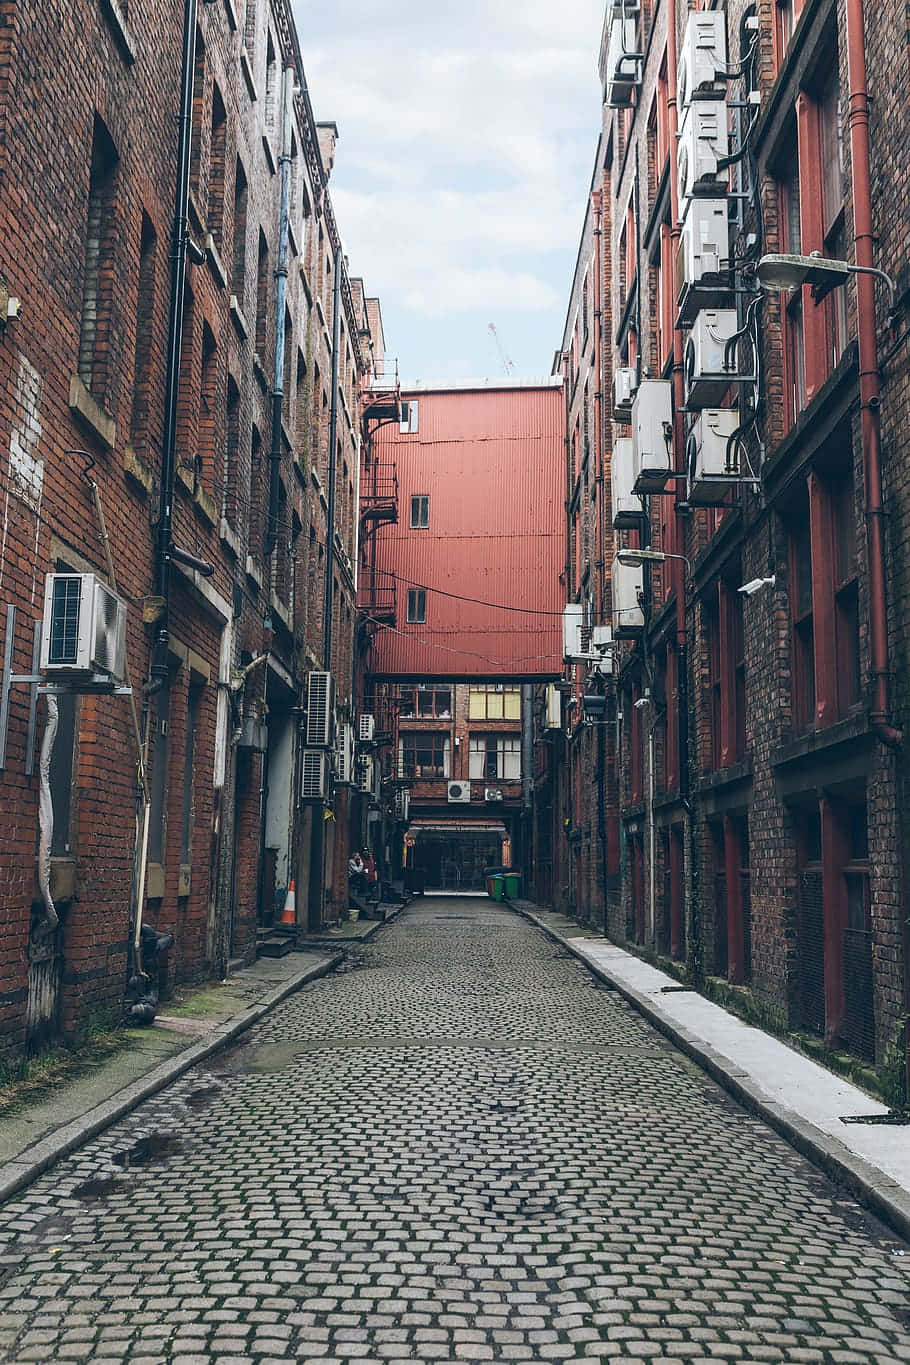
[280,879,297,927]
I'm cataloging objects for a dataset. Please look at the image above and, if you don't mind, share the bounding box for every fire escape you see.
[357,358,401,628]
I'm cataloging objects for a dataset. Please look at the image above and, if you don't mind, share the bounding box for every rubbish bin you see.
[491,875,505,901]
[503,872,521,899]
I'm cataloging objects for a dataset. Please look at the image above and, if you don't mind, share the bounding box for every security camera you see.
[738,575,775,597]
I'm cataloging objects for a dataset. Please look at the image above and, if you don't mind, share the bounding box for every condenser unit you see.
[394,788,410,821]
[591,625,615,676]
[677,101,730,201]
[684,309,740,408]
[612,366,637,422]
[300,749,332,801]
[676,199,731,326]
[562,603,584,660]
[602,16,640,106]
[359,713,375,743]
[612,556,645,638]
[677,10,727,108]
[544,684,562,730]
[484,788,504,803]
[305,671,335,747]
[356,754,375,794]
[631,379,673,494]
[611,437,640,529]
[335,720,354,784]
[686,408,741,506]
[447,780,471,804]
[40,572,127,682]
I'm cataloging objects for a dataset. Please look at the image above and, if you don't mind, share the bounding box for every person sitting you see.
[348,851,365,894]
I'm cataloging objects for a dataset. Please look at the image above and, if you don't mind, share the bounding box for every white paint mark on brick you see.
[10,353,44,508]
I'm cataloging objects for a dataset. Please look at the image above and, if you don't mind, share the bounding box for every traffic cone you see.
[280,879,297,927]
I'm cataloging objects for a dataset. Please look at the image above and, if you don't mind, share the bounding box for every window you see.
[189,31,206,206]
[779,145,806,420]
[49,564,80,857]
[209,84,227,245]
[148,670,172,868]
[180,681,203,867]
[790,505,815,733]
[406,588,426,624]
[231,159,248,304]
[468,685,521,721]
[400,400,418,433]
[255,228,269,358]
[832,474,860,713]
[78,116,119,401]
[243,0,257,54]
[399,732,449,780]
[129,214,157,450]
[399,686,451,719]
[264,31,278,135]
[469,736,521,782]
[410,495,429,529]
[223,375,240,525]
[198,322,217,489]
[818,68,847,366]
[705,594,722,771]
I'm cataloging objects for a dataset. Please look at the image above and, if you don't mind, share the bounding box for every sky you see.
[293,0,605,385]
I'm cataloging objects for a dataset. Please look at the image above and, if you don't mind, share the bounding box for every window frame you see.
[406,588,426,624]
[410,494,429,529]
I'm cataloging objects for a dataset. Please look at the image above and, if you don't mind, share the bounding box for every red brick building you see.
[544,0,909,1097]
[0,0,376,1053]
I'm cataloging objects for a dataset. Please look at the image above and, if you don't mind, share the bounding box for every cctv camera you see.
[738,575,775,597]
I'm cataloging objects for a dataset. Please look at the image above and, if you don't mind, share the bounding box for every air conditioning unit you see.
[611,436,640,529]
[562,603,584,660]
[41,572,127,682]
[612,556,645,638]
[612,366,638,422]
[357,754,375,794]
[686,408,742,506]
[684,309,740,408]
[602,16,640,106]
[677,101,730,201]
[300,749,332,801]
[676,199,731,326]
[631,379,673,494]
[545,683,562,730]
[447,780,471,804]
[591,625,615,676]
[359,713,375,743]
[335,720,354,784]
[305,671,335,747]
[484,788,504,803]
[394,788,410,821]
[677,10,727,109]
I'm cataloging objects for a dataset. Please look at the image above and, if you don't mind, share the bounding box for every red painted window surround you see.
[704,582,746,771]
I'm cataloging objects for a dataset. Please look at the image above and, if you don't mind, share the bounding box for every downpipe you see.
[266,67,295,560]
[37,696,59,931]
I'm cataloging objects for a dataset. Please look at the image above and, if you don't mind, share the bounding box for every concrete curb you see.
[510,901,910,1244]
[0,953,342,1207]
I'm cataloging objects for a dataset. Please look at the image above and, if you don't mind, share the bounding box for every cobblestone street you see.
[2,898,910,1364]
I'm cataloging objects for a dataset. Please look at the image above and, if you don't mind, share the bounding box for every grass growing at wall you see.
[0,1006,130,1118]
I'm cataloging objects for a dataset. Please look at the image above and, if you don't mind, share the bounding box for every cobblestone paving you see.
[2,898,910,1363]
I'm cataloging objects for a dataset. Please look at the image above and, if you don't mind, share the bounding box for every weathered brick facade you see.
[544,0,909,1093]
[0,0,375,1054]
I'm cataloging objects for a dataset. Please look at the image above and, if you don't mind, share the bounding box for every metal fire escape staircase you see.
[358,359,401,628]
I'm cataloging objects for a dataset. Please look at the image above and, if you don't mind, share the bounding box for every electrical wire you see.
[365,568,568,617]
[360,615,562,672]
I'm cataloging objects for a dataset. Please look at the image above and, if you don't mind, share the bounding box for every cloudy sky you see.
[293,1,605,384]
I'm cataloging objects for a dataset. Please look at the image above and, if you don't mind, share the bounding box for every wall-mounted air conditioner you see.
[448,780,471,804]
[544,684,562,730]
[677,10,727,108]
[676,199,731,326]
[300,749,332,801]
[631,379,673,494]
[677,101,730,201]
[603,17,640,106]
[394,788,410,821]
[562,603,584,660]
[611,437,640,529]
[684,309,740,408]
[41,573,127,682]
[612,366,638,422]
[335,720,354,784]
[686,408,741,506]
[357,754,375,794]
[484,788,504,803]
[591,625,615,675]
[612,557,645,638]
[305,671,335,747]
[359,713,375,743]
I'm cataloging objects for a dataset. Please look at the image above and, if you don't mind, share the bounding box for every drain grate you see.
[841,1110,910,1126]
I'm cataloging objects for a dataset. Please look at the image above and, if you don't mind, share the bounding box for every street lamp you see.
[616,547,691,572]
[755,251,896,305]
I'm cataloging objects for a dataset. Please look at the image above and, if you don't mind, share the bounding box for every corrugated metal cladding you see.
[367,385,565,680]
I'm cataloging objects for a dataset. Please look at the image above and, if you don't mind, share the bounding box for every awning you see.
[406,820,507,837]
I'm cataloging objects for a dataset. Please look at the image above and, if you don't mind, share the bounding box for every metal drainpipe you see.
[266,67,295,560]
[323,245,343,670]
[521,683,533,886]
[152,0,200,686]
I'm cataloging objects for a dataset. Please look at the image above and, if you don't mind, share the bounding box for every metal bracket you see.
[0,605,43,774]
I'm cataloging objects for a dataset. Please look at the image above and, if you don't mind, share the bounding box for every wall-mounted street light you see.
[755,251,896,306]
[616,547,691,573]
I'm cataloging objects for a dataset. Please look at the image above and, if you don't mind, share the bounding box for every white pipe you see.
[648,725,655,944]
[37,695,59,930]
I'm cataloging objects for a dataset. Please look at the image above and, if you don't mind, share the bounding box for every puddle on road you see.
[72,1176,126,1201]
[182,1084,222,1111]
[112,1131,182,1168]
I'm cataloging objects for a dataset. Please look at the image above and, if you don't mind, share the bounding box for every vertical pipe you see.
[267,67,295,558]
[323,246,343,670]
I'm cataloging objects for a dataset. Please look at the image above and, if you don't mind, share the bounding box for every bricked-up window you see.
[265,32,278,136]
[410,495,429,529]
[469,736,521,782]
[78,116,119,400]
[198,322,217,489]
[231,159,248,304]
[243,0,257,55]
[399,732,449,780]
[255,228,269,359]
[189,29,206,208]
[248,422,263,558]
[406,588,426,624]
[129,214,157,451]
[282,307,292,421]
[818,66,848,367]
[705,592,722,771]
[399,685,452,719]
[832,472,861,713]
[275,479,289,602]
[180,680,203,868]
[630,682,643,805]
[295,349,307,466]
[209,84,227,246]
[732,586,747,761]
[790,503,815,734]
[223,374,240,525]
[177,282,196,478]
[469,685,521,721]
[778,144,805,421]
[148,669,172,868]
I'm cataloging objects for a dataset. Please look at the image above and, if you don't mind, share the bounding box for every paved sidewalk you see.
[0,946,342,1205]
[511,898,910,1242]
